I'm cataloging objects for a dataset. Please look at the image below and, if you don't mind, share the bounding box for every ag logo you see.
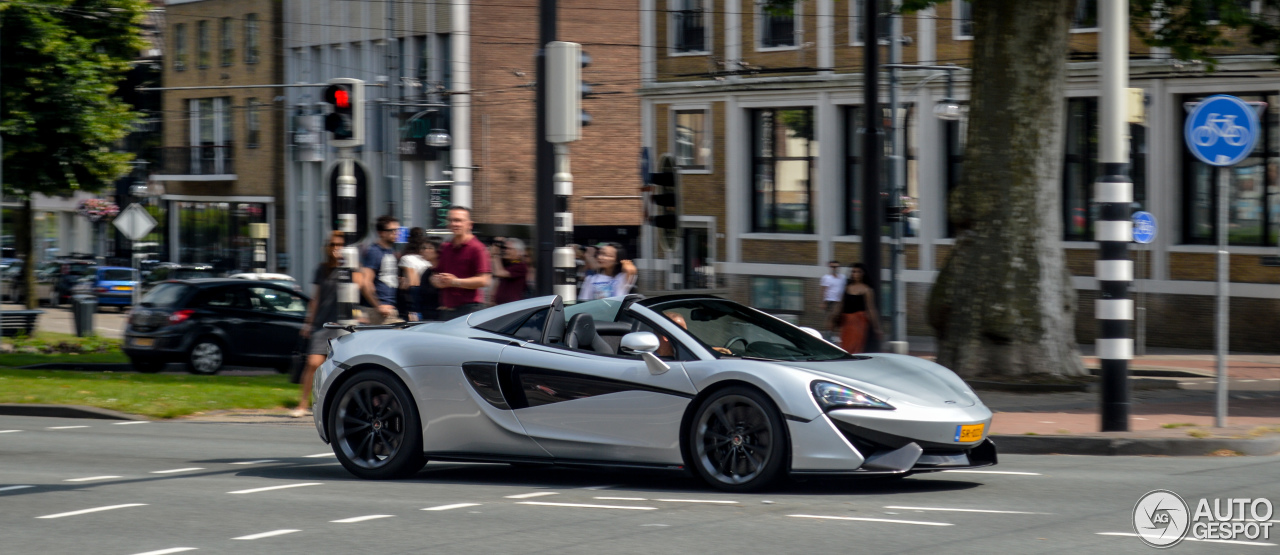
[1134,490,1190,548]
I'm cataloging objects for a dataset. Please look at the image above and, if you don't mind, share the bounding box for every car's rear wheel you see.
[329,370,425,479]
[688,386,788,493]
[186,337,224,375]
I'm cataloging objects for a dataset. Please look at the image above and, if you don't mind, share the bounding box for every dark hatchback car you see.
[123,279,310,374]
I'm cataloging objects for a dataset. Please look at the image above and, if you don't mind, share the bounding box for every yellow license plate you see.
[132,338,154,347]
[955,423,985,442]
[113,286,133,291]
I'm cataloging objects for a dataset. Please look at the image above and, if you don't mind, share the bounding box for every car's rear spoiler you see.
[322,321,429,333]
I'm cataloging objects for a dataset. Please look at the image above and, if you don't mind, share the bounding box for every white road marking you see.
[519,501,657,511]
[130,549,198,555]
[884,505,1048,515]
[303,453,335,458]
[1240,380,1259,383]
[0,430,23,433]
[641,524,670,527]
[422,503,481,511]
[1039,421,1055,424]
[38,503,147,519]
[655,499,739,504]
[580,485,616,490]
[505,491,559,499]
[1179,382,1199,386]
[789,514,952,527]
[331,515,395,523]
[47,425,89,430]
[230,460,278,465]
[0,485,35,492]
[227,482,321,494]
[941,470,1042,476]
[595,497,648,501]
[65,476,120,482]
[114,421,149,425]
[1134,417,1149,421]
[1265,379,1280,382]
[150,468,204,474]
[1097,532,1276,547]
[233,529,301,540]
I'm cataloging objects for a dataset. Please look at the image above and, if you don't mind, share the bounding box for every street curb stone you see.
[992,434,1280,456]
[0,403,147,421]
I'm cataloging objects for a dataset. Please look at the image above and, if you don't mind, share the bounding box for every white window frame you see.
[668,0,712,57]
[188,97,232,175]
[755,0,802,52]
[1070,0,1098,33]
[671,105,713,174]
[952,0,973,41]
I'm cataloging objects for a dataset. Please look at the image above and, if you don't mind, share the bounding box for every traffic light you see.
[322,78,364,147]
[649,153,681,253]
[546,41,591,143]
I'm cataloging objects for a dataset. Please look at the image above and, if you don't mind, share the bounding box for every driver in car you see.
[660,311,732,356]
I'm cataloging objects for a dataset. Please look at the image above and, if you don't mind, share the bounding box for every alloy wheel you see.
[189,341,223,374]
[693,394,777,487]
[334,381,408,470]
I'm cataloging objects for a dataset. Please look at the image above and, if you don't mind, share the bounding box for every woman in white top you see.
[397,228,432,320]
[578,243,637,300]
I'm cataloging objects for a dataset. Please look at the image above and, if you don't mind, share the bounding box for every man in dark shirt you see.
[431,206,491,315]
[360,215,401,324]
[490,237,528,305]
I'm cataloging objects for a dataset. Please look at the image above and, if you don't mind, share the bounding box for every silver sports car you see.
[312,294,996,492]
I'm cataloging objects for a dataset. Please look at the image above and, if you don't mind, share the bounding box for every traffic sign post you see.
[113,203,158,310]
[1184,94,1262,428]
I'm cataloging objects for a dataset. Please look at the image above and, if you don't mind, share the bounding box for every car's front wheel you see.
[687,386,788,493]
[186,337,224,375]
[329,370,425,479]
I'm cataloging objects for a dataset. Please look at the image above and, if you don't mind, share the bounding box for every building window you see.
[176,202,266,269]
[759,4,796,48]
[1182,93,1279,246]
[845,106,915,237]
[173,23,187,71]
[245,13,260,64]
[850,0,891,45]
[954,0,973,40]
[750,277,805,322]
[1072,0,1098,30]
[674,109,710,170]
[671,0,707,53]
[752,108,816,234]
[943,107,967,237]
[186,97,234,175]
[197,20,210,68]
[219,17,234,66]
[246,98,260,148]
[1062,97,1148,241]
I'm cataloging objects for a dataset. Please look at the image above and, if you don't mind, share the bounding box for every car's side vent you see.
[462,362,509,410]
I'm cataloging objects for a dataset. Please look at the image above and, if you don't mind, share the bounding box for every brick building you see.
[638,1,1280,352]
[280,0,641,278]
[156,0,284,272]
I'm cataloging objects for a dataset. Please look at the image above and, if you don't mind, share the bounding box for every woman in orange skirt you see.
[829,263,884,353]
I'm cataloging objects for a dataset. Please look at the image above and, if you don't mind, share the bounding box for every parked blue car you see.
[85,267,141,309]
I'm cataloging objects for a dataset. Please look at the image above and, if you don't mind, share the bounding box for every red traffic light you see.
[334,89,349,108]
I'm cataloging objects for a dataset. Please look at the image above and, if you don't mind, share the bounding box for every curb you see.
[1088,367,1213,379]
[0,403,147,421]
[992,434,1280,457]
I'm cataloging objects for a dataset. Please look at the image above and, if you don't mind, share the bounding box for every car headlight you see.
[811,381,894,411]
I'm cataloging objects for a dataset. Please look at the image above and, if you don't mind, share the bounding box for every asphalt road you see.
[2,415,1278,554]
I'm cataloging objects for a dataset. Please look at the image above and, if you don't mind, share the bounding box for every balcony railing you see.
[157,145,235,178]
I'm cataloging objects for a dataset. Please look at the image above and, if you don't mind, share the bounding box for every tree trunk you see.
[18,198,36,309]
[926,0,1086,378]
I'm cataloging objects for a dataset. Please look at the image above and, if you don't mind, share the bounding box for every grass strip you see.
[0,368,298,419]
[0,352,130,367]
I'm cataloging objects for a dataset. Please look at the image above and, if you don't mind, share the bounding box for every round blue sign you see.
[1184,95,1259,167]
[1132,211,1157,244]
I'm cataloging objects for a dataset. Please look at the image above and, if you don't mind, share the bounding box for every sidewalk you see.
[905,336,1280,455]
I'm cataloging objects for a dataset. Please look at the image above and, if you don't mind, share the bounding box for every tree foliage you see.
[1,0,148,197]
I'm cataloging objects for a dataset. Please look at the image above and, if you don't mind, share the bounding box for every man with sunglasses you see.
[360,215,402,324]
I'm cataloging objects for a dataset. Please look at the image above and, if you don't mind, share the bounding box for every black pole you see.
[861,0,882,305]
[535,0,557,296]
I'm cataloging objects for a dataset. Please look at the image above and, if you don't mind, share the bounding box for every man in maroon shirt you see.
[430,206,492,316]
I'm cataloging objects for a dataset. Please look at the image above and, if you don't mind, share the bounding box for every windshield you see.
[101,269,135,282]
[564,297,624,323]
[140,283,190,307]
[646,298,850,361]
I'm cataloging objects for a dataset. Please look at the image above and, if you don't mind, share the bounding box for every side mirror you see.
[621,331,670,375]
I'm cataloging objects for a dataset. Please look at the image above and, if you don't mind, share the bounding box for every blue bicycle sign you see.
[1185,95,1260,166]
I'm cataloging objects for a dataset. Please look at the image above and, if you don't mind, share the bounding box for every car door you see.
[198,285,264,359]
[497,331,698,465]
[245,285,307,361]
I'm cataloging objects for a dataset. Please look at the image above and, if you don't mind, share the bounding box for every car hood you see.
[779,354,980,408]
